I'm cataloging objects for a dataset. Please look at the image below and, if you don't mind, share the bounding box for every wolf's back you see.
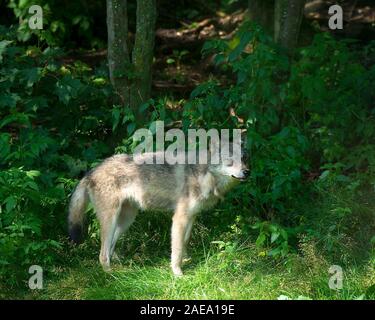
[68,177,89,244]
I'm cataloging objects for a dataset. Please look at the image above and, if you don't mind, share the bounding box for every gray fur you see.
[68,146,249,276]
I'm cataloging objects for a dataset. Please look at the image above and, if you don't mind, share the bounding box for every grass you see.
[18,241,374,300]
[3,184,375,300]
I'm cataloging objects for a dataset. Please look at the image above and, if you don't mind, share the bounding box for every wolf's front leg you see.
[171,206,190,276]
[182,215,196,262]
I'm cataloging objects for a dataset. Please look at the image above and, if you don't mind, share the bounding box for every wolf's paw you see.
[172,267,183,277]
[101,264,112,272]
[100,257,112,272]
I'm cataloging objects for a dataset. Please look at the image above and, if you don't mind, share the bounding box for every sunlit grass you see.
[11,186,375,301]
[20,242,373,300]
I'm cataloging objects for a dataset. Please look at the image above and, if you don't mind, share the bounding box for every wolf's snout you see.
[232,169,250,181]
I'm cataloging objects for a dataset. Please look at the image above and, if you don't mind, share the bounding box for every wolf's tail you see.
[68,177,89,244]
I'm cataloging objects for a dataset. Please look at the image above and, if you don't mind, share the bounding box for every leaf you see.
[271,232,280,243]
[319,170,330,180]
[336,175,350,182]
[25,96,48,112]
[54,76,82,105]
[0,133,11,159]
[25,181,39,191]
[127,122,136,135]
[255,233,266,247]
[92,77,106,85]
[268,247,282,256]
[4,196,17,213]
[149,121,158,135]
[48,240,63,249]
[280,229,288,241]
[228,32,252,62]
[213,53,226,65]
[20,67,42,88]
[0,93,21,108]
[278,127,290,139]
[112,107,121,131]
[0,40,12,63]
[0,113,30,129]
[139,100,152,113]
[26,170,41,179]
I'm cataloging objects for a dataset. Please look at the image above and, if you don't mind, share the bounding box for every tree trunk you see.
[274,0,306,54]
[130,0,157,122]
[106,0,130,103]
[248,0,275,35]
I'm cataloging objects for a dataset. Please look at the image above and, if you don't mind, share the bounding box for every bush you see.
[7,0,106,48]
[0,26,113,287]
[183,22,375,258]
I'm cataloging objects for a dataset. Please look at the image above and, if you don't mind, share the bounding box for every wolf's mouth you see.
[231,175,247,181]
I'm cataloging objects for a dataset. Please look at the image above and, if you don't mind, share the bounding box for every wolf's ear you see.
[240,129,248,149]
[240,129,250,162]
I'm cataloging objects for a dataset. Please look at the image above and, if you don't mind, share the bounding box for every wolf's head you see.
[209,138,250,181]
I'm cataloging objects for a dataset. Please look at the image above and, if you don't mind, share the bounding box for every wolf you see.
[68,141,249,276]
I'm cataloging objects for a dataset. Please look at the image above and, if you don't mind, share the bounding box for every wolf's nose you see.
[243,169,250,177]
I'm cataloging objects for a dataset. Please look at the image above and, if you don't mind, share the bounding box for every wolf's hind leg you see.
[98,210,118,271]
[110,201,137,258]
[171,203,191,276]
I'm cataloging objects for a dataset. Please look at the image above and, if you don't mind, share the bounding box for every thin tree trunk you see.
[248,0,275,35]
[274,0,306,54]
[130,0,157,122]
[106,0,130,103]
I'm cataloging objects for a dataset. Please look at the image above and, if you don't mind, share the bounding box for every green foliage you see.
[7,0,106,47]
[0,27,114,286]
[0,168,64,276]
[252,221,291,257]
[290,35,375,170]
[184,22,375,258]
